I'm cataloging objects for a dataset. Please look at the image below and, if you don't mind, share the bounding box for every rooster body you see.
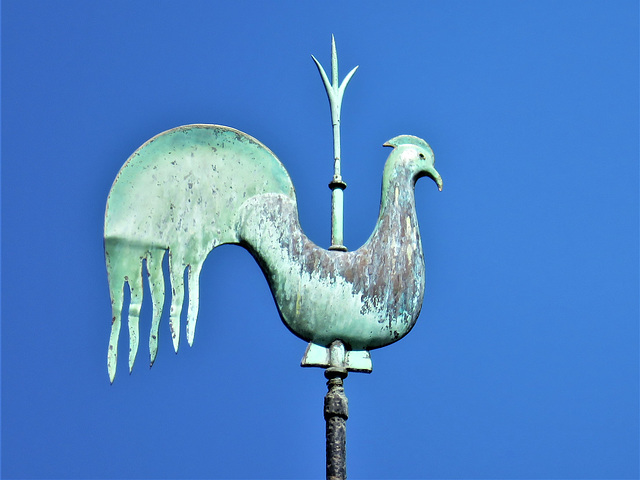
[105,124,441,382]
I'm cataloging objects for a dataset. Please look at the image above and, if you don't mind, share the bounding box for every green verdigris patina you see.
[105,125,442,383]
[312,35,358,251]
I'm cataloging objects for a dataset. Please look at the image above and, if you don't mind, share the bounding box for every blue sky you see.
[2,1,638,479]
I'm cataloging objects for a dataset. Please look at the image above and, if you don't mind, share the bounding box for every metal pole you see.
[312,35,358,252]
[324,366,348,480]
[312,37,358,477]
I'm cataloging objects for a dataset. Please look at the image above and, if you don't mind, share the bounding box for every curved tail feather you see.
[186,261,204,347]
[147,249,166,367]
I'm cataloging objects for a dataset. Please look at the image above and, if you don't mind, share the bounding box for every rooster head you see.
[384,135,443,191]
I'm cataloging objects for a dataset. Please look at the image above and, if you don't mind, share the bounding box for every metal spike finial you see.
[312,35,358,251]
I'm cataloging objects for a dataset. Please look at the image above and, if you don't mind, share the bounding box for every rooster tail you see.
[106,242,205,383]
[105,124,296,382]
[105,244,167,383]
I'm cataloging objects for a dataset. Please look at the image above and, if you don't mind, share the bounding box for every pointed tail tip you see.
[129,352,138,375]
[108,354,116,384]
[149,349,158,368]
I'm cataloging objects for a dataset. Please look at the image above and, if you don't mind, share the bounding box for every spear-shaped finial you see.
[312,35,358,251]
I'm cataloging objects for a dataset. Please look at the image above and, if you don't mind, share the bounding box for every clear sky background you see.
[2,1,638,479]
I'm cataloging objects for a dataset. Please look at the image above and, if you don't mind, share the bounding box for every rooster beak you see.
[431,169,443,191]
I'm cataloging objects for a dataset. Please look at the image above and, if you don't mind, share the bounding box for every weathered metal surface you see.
[237,134,442,351]
[104,125,442,383]
[313,35,358,251]
[104,125,295,382]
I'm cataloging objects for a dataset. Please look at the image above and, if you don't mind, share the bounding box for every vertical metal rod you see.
[312,35,358,252]
[324,366,348,480]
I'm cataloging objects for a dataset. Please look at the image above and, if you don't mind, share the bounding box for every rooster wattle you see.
[104,124,442,382]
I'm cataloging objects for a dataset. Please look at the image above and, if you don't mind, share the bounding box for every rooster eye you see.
[419,153,425,159]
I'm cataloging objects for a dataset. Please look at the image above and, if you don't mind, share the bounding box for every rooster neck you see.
[366,157,421,253]
[357,153,425,336]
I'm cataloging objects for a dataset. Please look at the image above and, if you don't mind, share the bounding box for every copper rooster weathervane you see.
[104,36,442,480]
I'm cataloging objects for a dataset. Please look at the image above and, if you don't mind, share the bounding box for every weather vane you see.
[104,36,442,480]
